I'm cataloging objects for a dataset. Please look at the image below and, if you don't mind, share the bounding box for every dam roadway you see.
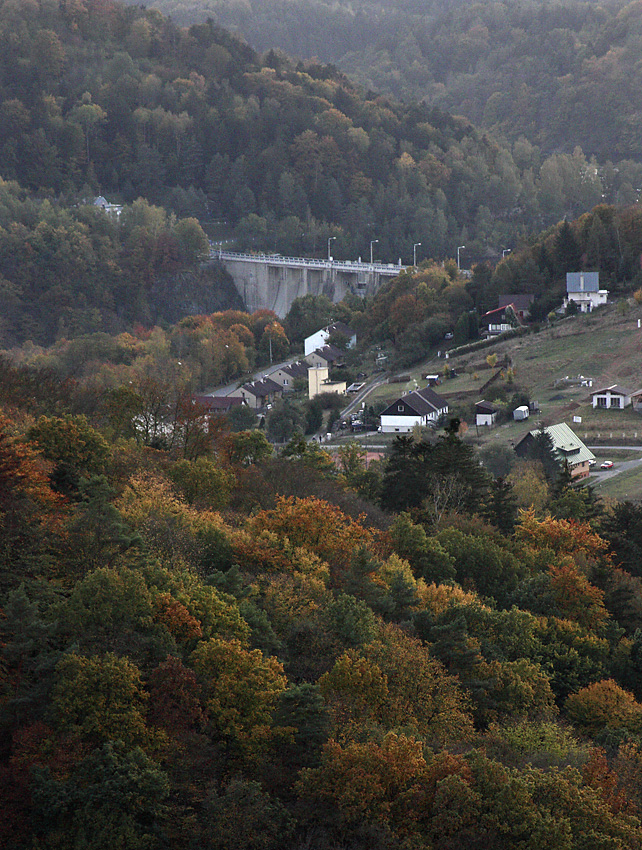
[212,249,404,317]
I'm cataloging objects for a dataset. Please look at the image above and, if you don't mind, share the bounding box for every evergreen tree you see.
[522,426,560,484]
[482,477,518,534]
[554,220,582,274]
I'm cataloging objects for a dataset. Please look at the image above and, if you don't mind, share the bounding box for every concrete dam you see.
[213,251,404,318]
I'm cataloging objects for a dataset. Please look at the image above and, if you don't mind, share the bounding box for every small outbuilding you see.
[513,405,530,421]
[475,400,498,427]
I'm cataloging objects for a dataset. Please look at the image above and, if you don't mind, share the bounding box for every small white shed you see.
[513,405,530,421]
[475,400,498,427]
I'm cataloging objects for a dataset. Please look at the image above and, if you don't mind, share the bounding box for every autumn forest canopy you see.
[145,0,642,165]
[7,329,642,847]
[4,0,642,349]
[7,0,642,847]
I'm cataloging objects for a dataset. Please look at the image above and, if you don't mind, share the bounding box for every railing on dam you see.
[212,249,404,276]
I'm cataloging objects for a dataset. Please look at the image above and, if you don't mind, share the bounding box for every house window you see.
[398,405,404,411]
[612,397,621,408]
[596,397,607,408]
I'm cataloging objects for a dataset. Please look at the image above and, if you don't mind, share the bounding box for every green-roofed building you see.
[514,422,595,481]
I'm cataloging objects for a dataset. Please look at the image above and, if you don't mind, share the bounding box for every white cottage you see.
[304,322,356,356]
[475,400,498,427]
[564,272,608,313]
[591,385,632,409]
[380,386,449,433]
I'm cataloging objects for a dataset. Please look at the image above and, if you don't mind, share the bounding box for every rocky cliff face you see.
[148,263,244,325]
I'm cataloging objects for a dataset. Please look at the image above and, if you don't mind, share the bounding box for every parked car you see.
[601,460,614,469]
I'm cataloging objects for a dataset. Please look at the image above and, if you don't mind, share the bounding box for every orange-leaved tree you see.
[565,679,642,735]
[243,496,379,578]
[0,414,65,586]
[548,556,609,630]
[296,732,431,833]
[516,510,611,564]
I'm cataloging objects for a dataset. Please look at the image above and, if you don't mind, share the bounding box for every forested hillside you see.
[6,2,642,845]
[0,182,244,346]
[0,0,633,294]
[5,350,642,848]
[148,0,642,164]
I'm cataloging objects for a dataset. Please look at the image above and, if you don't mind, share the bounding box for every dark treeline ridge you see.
[0,0,633,278]
[147,0,642,165]
[5,345,642,848]
[0,182,241,347]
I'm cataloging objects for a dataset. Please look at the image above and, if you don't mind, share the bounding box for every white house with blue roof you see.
[563,272,608,313]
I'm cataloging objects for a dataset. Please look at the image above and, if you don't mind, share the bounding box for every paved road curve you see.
[587,446,642,482]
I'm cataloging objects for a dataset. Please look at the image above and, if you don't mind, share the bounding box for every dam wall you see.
[213,251,403,317]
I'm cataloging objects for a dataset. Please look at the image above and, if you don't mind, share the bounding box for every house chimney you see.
[580,273,584,291]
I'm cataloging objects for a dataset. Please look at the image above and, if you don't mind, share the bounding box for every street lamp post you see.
[328,235,337,261]
[413,242,422,266]
[370,239,379,264]
[502,248,511,258]
[457,245,465,270]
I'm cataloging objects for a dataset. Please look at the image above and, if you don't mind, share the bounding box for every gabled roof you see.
[591,384,632,397]
[481,304,521,323]
[566,272,600,293]
[276,360,309,379]
[192,395,244,411]
[324,321,354,338]
[381,386,449,417]
[241,377,282,397]
[482,305,512,318]
[516,423,595,467]
[310,344,344,363]
[475,399,498,413]
[498,294,534,311]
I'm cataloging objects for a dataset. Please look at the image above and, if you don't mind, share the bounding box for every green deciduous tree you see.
[190,637,287,758]
[31,743,169,850]
[201,778,294,850]
[52,652,152,750]
[388,512,456,583]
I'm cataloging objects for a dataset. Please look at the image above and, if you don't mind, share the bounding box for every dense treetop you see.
[147,0,642,165]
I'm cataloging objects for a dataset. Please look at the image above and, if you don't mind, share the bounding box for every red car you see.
[600,460,614,469]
